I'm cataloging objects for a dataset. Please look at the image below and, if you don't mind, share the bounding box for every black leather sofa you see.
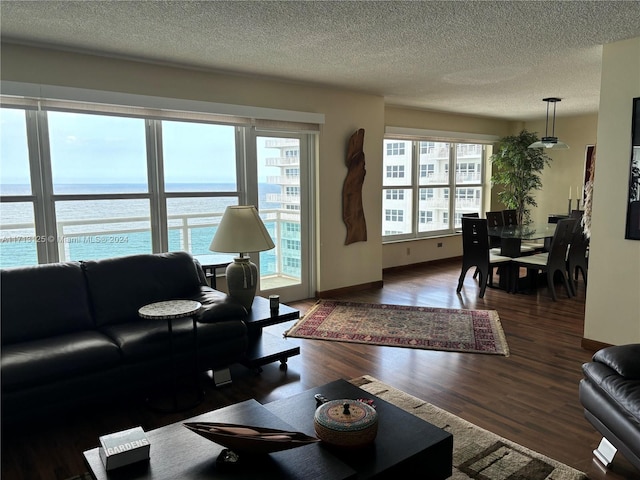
[1,252,248,423]
[579,344,640,470]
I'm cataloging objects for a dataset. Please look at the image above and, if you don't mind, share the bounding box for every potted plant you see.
[490,130,552,225]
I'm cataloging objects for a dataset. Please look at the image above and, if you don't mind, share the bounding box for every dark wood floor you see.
[2,259,639,480]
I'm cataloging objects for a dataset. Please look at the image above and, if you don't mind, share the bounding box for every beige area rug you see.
[285,300,509,356]
[350,375,587,480]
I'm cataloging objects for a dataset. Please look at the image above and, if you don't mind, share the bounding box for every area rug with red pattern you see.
[284,300,509,356]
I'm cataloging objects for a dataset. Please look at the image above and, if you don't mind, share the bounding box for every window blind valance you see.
[1,81,324,130]
[385,126,499,144]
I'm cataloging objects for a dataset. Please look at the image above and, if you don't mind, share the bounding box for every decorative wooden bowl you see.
[314,399,378,448]
[183,422,320,454]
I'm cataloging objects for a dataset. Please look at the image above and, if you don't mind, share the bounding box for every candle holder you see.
[576,199,581,211]
[567,199,572,215]
[269,295,280,314]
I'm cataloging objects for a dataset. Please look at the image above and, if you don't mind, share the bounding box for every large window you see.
[0,108,37,267]
[382,138,486,240]
[0,99,314,289]
[0,107,242,266]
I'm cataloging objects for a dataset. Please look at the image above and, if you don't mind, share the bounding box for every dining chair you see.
[567,223,589,291]
[485,211,504,227]
[485,211,537,255]
[511,218,577,301]
[500,209,544,252]
[485,210,504,251]
[457,217,511,298]
[461,212,481,278]
[502,209,518,226]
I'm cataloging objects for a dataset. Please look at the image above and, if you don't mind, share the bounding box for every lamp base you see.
[226,257,257,311]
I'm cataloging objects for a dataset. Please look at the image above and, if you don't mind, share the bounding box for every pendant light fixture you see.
[528,97,569,149]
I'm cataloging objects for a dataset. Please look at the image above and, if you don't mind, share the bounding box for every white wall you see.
[584,37,640,344]
[527,115,598,225]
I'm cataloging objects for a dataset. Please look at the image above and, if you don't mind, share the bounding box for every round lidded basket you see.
[314,399,378,448]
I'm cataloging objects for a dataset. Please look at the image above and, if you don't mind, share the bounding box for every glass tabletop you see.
[487,223,556,240]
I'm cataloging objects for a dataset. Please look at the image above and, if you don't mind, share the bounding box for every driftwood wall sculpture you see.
[342,128,367,244]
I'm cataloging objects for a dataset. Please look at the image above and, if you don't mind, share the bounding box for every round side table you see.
[138,300,203,412]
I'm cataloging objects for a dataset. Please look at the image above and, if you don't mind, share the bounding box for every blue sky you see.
[1,109,280,186]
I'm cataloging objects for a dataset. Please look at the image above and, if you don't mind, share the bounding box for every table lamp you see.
[209,205,275,310]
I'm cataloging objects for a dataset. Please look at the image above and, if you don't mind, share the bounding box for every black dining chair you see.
[462,212,481,278]
[457,217,511,298]
[503,209,518,226]
[567,223,589,292]
[511,218,577,301]
[485,211,504,251]
[486,211,537,255]
[486,211,504,227]
[501,209,544,252]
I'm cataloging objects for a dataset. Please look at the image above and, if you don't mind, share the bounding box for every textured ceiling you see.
[2,1,640,121]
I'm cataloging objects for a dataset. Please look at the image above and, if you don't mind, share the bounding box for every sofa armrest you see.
[197,302,248,323]
[593,344,640,379]
[193,258,209,287]
[190,287,248,323]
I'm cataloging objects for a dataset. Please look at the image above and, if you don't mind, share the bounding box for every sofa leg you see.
[211,368,232,387]
[593,437,617,468]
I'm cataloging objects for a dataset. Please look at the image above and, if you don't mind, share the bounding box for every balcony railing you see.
[0,209,302,284]
[264,139,299,148]
[265,157,299,167]
[266,175,300,185]
[266,193,300,204]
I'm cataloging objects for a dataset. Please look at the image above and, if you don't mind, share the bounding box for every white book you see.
[98,426,150,471]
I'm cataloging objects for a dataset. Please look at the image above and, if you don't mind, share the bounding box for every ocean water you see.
[0,183,284,270]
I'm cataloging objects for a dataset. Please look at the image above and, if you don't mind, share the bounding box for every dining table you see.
[486,223,557,293]
[488,223,557,258]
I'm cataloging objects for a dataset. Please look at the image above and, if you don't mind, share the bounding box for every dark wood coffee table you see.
[83,380,452,479]
[265,379,453,479]
[84,399,355,480]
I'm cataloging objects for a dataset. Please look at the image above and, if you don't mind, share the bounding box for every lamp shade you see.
[528,138,570,149]
[209,205,275,311]
[209,205,275,255]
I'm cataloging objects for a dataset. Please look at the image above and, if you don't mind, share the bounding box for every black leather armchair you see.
[579,344,640,470]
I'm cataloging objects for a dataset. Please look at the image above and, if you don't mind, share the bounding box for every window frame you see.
[382,136,487,242]
[0,99,317,272]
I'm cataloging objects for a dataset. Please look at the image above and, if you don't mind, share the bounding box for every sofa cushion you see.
[82,251,203,326]
[1,262,93,344]
[196,319,247,346]
[100,316,247,363]
[1,331,121,390]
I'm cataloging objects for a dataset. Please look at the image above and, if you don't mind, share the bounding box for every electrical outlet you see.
[437,242,443,248]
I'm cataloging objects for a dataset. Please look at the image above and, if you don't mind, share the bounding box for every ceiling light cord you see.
[545,100,551,138]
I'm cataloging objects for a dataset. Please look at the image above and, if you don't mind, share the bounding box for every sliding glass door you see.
[254,133,312,302]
